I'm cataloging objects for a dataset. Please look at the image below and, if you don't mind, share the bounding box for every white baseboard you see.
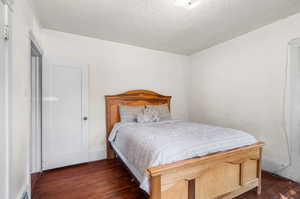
[88,149,106,162]
[262,157,287,173]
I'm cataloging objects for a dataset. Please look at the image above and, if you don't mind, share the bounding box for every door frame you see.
[42,59,89,170]
[0,2,11,199]
[29,31,44,196]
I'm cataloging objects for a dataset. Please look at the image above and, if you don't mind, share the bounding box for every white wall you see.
[41,29,190,161]
[10,0,42,198]
[189,12,300,182]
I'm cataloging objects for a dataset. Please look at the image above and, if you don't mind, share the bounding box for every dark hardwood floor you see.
[33,159,300,199]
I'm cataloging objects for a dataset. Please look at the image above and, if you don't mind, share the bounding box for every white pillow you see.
[145,104,171,121]
[137,109,160,123]
[119,105,144,122]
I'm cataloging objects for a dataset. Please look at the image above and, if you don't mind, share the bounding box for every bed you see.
[105,90,264,199]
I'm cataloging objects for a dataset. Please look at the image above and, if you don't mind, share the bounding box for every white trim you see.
[0,2,12,199]
[27,31,44,198]
[88,149,106,162]
[29,31,44,55]
[42,58,47,170]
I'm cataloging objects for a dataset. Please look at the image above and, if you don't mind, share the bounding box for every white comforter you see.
[108,120,257,192]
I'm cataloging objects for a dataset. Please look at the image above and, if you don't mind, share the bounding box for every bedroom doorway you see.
[30,38,43,193]
[42,60,89,170]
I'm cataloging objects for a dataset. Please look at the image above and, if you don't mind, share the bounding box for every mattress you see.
[109,120,257,193]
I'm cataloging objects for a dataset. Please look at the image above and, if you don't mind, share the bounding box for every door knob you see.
[83,116,88,121]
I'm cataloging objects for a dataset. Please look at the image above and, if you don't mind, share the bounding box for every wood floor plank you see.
[33,159,300,199]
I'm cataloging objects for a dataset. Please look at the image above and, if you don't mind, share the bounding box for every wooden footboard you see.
[148,142,264,199]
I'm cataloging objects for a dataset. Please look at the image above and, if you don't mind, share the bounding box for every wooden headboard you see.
[105,90,171,159]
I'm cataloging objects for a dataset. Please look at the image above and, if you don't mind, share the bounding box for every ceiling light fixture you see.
[174,0,200,9]
[175,0,192,7]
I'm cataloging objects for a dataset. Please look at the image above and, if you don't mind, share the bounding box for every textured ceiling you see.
[33,0,300,55]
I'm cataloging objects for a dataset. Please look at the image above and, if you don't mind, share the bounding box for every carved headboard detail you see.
[105,90,171,159]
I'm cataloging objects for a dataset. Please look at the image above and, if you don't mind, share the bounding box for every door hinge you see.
[2,3,10,41]
[2,25,9,40]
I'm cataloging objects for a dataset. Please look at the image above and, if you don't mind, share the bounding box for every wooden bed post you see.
[107,144,116,159]
[105,96,116,159]
[150,175,161,199]
[256,147,263,195]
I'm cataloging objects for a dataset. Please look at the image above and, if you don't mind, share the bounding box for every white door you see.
[43,60,88,170]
